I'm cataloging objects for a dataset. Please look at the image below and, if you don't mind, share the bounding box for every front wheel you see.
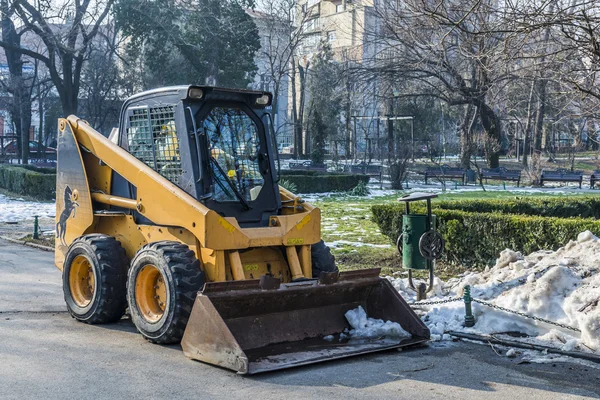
[127,241,205,344]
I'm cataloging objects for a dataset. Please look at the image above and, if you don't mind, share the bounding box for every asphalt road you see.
[0,239,599,400]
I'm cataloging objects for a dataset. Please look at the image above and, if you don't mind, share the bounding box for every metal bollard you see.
[33,215,39,240]
[416,282,427,301]
[463,285,475,327]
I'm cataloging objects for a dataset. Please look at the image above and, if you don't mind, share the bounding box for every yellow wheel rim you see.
[135,265,167,323]
[69,255,95,308]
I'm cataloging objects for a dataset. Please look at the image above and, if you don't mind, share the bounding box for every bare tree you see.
[0,0,115,116]
[355,0,514,168]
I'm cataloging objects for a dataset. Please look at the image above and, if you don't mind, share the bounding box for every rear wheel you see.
[127,241,205,344]
[311,240,338,278]
[62,234,129,324]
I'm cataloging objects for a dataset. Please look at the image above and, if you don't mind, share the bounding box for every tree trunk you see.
[344,77,352,158]
[522,79,536,166]
[478,102,501,168]
[2,6,32,164]
[297,60,308,158]
[459,104,475,169]
[59,89,78,116]
[20,86,32,164]
[533,82,547,152]
[386,98,394,163]
[290,57,300,158]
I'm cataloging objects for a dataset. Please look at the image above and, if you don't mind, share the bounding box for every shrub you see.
[281,173,369,193]
[0,166,56,200]
[434,197,600,219]
[278,179,298,193]
[348,180,370,196]
[280,170,324,176]
[371,203,600,267]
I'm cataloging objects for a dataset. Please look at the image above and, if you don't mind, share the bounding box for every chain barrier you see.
[407,285,581,333]
[472,298,581,333]
[409,297,462,306]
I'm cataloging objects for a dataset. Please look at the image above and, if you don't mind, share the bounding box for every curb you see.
[0,236,54,252]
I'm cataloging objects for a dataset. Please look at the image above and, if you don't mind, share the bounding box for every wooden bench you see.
[344,163,383,181]
[288,161,328,172]
[591,170,600,188]
[424,165,466,185]
[481,167,522,187]
[540,169,583,188]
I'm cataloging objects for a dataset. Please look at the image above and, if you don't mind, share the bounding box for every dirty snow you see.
[0,194,55,223]
[344,305,411,339]
[391,231,600,353]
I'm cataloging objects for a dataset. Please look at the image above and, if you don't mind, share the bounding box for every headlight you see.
[255,94,270,105]
[188,88,204,99]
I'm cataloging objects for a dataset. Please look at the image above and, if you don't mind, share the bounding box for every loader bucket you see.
[181,268,429,374]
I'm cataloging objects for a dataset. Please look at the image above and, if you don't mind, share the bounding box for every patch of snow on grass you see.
[391,230,600,352]
[327,240,391,249]
[345,306,411,339]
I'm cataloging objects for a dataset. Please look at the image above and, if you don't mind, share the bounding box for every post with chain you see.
[417,282,427,301]
[33,215,39,240]
[464,285,475,327]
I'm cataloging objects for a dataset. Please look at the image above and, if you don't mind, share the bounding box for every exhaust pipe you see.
[181,268,429,374]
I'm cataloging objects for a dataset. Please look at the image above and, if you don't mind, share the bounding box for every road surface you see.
[0,239,598,399]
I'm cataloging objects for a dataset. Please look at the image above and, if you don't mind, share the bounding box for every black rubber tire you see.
[127,241,205,344]
[62,234,129,324]
[311,240,338,278]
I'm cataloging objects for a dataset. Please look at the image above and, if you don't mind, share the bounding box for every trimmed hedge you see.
[0,166,56,200]
[372,203,600,267]
[434,197,600,219]
[18,165,56,174]
[280,170,325,176]
[280,173,370,193]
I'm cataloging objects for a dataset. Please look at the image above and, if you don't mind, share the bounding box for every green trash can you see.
[402,214,436,270]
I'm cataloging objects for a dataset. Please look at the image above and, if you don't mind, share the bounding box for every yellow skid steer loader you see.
[55,86,429,374]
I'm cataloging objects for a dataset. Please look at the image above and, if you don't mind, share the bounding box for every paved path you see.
[0,239,598,399]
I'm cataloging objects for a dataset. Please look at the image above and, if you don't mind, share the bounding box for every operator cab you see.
[115,86,281,227]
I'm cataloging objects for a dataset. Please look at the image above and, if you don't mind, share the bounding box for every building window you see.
[327,31,336,42]
[336,3,345,12]
[302,17,320,32]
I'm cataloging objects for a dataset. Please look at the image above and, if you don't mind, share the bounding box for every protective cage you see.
[181,269,429,374]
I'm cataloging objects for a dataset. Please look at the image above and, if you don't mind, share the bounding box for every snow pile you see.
[391,231,600,352]
[0,194,55,223]
[344,305,411,339]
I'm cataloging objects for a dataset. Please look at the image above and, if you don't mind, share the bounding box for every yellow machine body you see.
[55,116,319,282]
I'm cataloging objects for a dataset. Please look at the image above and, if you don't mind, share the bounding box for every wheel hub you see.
[135,264,167,323]
[69,255,95,307]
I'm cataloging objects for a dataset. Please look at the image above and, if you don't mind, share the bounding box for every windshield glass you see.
[201,107,264,203]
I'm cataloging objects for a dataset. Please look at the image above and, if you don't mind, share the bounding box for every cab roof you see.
[124,85,273,107]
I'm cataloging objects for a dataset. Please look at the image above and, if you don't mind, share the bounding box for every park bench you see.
[344,163,383,181]
[481,167,522,187]
[424,165,466,185]
[591,170,600,188]
[540,168,583,188]
[288,160,328,172]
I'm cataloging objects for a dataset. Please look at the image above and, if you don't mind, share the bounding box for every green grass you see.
[22,234,55,247]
